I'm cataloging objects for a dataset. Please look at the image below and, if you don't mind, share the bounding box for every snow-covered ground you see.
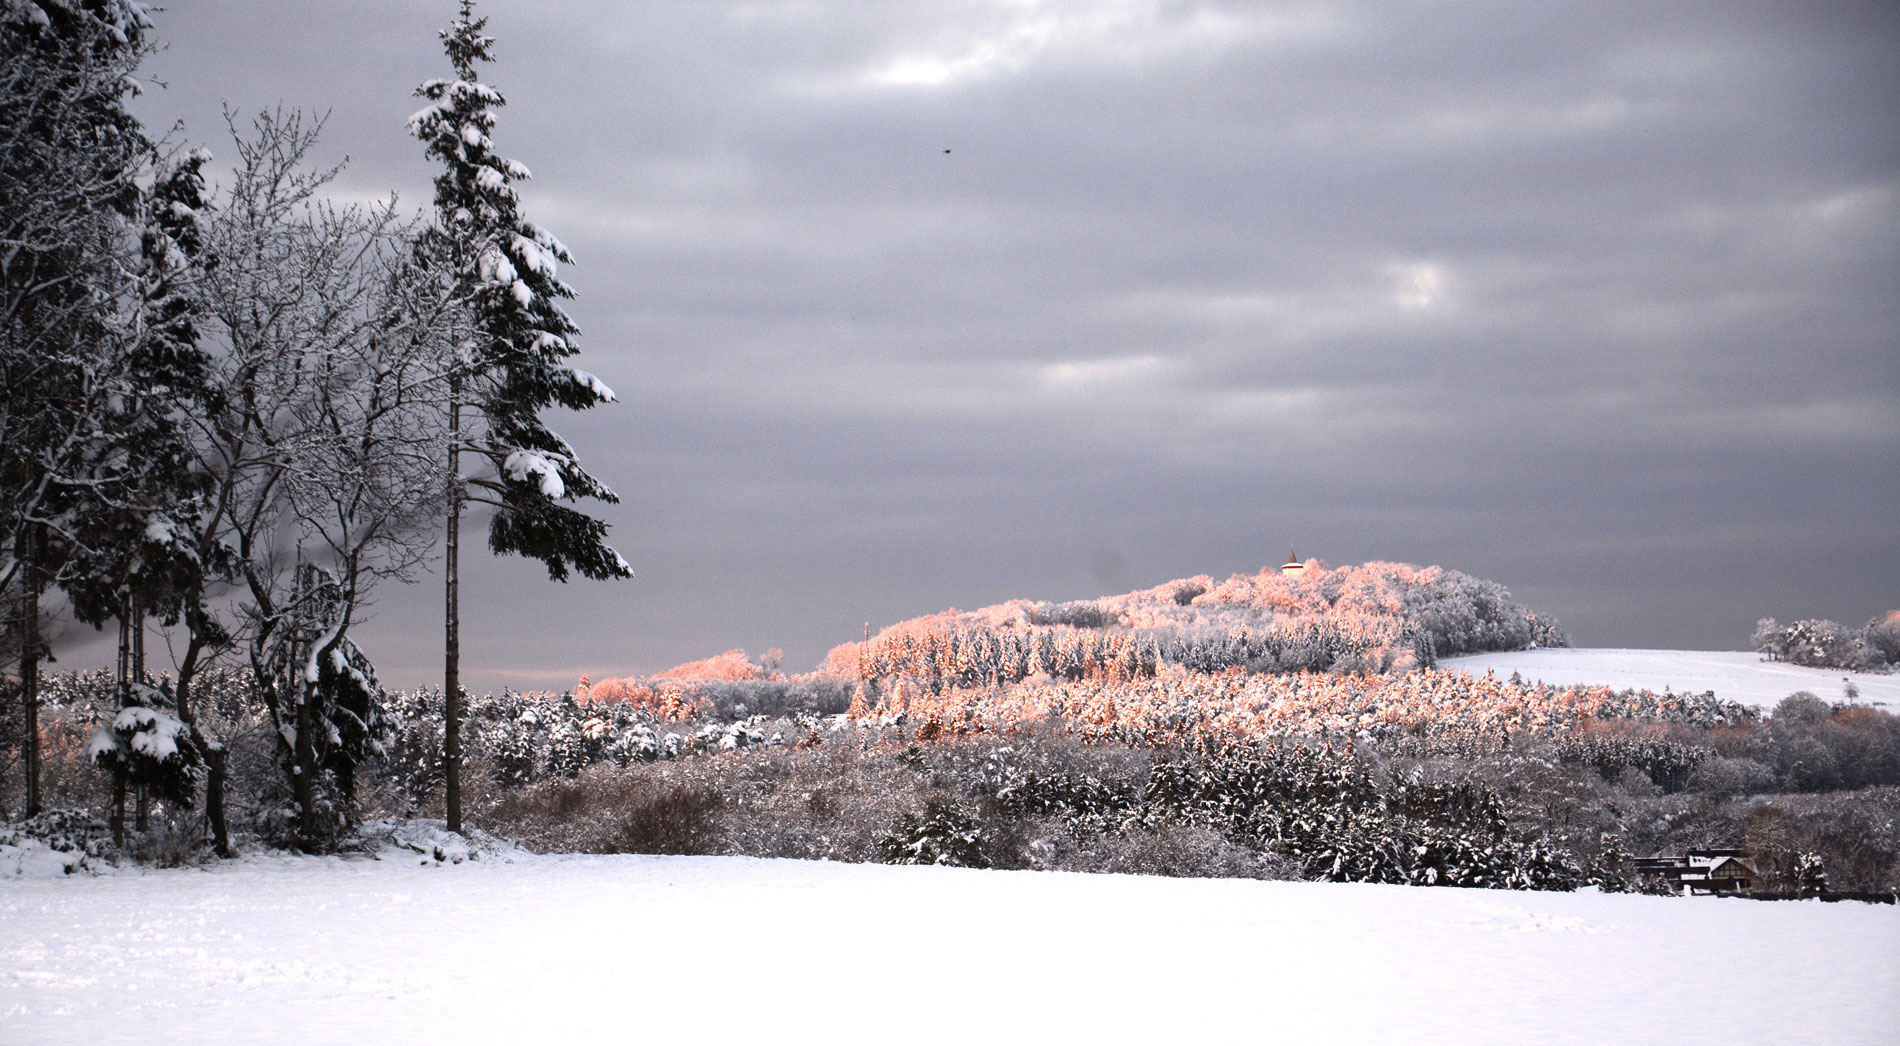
[1440,648,1899,709]
[4,849,1896,1045]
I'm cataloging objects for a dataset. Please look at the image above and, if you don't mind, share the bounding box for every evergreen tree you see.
[62,147,215,733]
[1794,851,1828,898]
[410,0,631,833]
[1,0,155,816]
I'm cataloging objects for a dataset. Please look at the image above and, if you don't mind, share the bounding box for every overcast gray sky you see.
[98,0,1898,692]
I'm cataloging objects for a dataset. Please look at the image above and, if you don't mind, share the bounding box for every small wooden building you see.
[1632,848,1757,894]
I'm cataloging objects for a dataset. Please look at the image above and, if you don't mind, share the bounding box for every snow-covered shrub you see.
[1794,851,1829,897]
[491,765,726,855]
[690,716,772,754]
[1582,835,1662,894]
[1021,819,1294,879]
[86,689,207,808]
[988,760,1141,823]
[358,818,521,866]
[375,686,446,809]
[1143,742,1579,889]
[0,808,114,877]
[876,797,991,868]
[124,823,209,867]
[252,773,352,853]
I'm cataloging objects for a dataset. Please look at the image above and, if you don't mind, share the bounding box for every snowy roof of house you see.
[1687,855,1754,875]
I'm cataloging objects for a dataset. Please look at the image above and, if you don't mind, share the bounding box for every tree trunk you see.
[294,671,320,850]
[132,604,148,833]
[117,598,132,705]
[118,600,149,835]
[177,606,231,857]
[20,522,43,818]
[444,385,463,834]
[131,598,144,687]
[111,773,127,847]
[205,743,230,857]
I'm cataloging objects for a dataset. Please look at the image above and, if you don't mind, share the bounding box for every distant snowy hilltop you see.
[815,559,1569,686]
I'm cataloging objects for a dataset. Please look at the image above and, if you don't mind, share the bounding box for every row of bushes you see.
[484,731,1578,888]
[478,724,1900,895]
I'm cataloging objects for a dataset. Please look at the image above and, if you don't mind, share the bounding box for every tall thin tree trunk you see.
[117,601,132,704]
[20,523,43,818]
[175,623,231,857]
[444,383,463,834]
[205,745,230,857]
[131,600,144,685]
[113,602,132,845]
[130,597,148,834]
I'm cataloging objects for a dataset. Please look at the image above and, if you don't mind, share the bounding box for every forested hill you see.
[823,561,1567,686]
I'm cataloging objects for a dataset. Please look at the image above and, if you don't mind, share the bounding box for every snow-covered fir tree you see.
[410,0,631,832]
[62,148,215,696]
[1,0,157,816]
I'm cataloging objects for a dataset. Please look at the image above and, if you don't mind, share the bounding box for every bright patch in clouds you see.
[866,1,1331,87]
[1040,352,1172,388]
[873,15,1058,86]
[1393,261,1448,310]
[1807,182,1894,224]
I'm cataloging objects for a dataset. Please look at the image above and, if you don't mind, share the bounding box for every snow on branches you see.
[412,0,629,583]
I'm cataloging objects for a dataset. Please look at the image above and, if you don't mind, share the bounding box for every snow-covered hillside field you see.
[4,849,1896,1045]
[1440,648,1899,708]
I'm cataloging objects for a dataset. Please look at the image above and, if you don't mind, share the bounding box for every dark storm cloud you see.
[96,0,1897,690]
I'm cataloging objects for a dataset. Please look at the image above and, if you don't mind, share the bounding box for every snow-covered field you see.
[4,848,1896,1045]
[1440,648,1899,708]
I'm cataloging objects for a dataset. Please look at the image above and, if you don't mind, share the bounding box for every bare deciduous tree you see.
[183,109,452,849]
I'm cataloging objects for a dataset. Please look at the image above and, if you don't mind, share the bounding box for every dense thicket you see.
[1752,613,1899,673]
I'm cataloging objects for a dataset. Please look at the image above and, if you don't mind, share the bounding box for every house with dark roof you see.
[1632,848,1757,895]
